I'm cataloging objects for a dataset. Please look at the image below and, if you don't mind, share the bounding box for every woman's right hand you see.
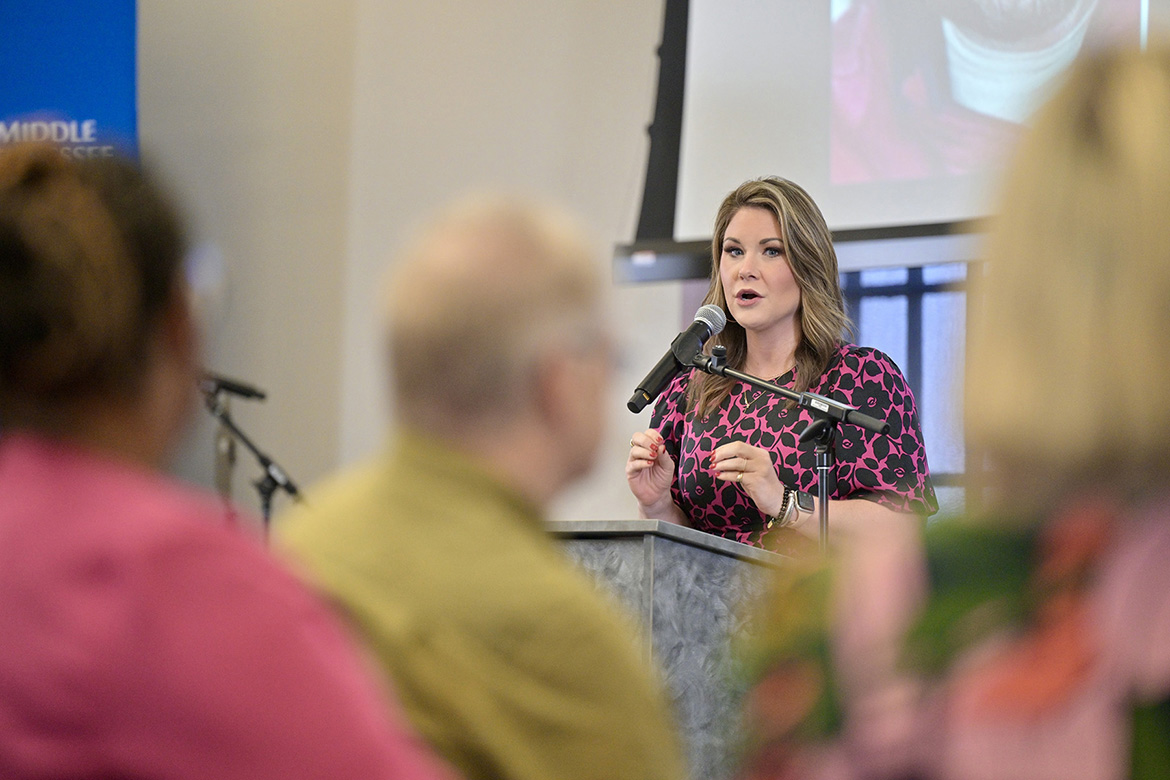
[625,429,676,511]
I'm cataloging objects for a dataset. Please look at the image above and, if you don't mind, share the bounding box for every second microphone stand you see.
[691,346,890,552]
[201,376,301,536]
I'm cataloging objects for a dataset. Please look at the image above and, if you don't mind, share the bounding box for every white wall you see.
[138,0,683,521]
[340,0,681,521]
[138,1,356,520]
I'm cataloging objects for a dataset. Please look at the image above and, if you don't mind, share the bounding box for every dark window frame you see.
[840,267,968,508]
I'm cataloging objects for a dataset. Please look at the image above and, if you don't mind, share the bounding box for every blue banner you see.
[0,1,137,158]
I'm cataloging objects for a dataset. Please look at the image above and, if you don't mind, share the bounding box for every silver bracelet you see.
[766,487,798,529]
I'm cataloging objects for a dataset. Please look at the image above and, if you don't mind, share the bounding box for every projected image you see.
[831,0,1141,185]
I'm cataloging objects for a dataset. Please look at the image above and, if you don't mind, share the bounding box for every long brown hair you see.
[687,177,850,418]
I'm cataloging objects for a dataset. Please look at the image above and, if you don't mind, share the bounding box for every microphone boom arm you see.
[202,388,301,536]
[691,348,890,435]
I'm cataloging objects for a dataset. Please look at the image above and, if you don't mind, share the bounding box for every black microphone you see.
[627,304,727,413]
[200,371,267,401]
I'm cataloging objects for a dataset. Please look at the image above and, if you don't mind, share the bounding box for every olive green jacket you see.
[277,432,685,780]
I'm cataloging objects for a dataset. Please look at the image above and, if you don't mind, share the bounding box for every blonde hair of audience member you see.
[968,44,1170,512]
[689,177,851,418]
[0,143,197,466]
[385,197,611,503]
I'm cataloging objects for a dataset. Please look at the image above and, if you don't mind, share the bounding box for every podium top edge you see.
[545,519,788,566]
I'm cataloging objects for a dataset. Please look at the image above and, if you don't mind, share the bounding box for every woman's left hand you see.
[710,442,788,518]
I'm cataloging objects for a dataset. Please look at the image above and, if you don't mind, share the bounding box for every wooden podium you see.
[547,520,786,780]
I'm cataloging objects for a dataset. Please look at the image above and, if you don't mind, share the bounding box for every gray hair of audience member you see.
[967,43,1170,509]
[384,196,606,435]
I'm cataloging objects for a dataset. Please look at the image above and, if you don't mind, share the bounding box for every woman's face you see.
[718,206,802,341]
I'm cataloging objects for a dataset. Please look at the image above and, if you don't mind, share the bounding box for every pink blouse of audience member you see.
[740,497,1170,780]
[0,432,454,780]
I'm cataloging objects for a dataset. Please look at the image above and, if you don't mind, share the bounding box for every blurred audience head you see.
[384,196,611,491]
[968,43,1170,509]
[0,143,197,462]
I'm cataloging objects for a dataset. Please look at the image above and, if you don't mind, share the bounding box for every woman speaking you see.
[626,177,937,551]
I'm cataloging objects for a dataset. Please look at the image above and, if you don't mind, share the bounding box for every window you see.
[841,263,967,518]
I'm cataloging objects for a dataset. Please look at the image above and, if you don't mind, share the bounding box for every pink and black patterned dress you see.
[650,343,937,549]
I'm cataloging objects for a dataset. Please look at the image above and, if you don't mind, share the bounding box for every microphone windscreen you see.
[694,304,726,335]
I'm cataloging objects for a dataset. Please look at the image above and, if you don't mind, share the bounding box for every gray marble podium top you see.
[546,518,788,567]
